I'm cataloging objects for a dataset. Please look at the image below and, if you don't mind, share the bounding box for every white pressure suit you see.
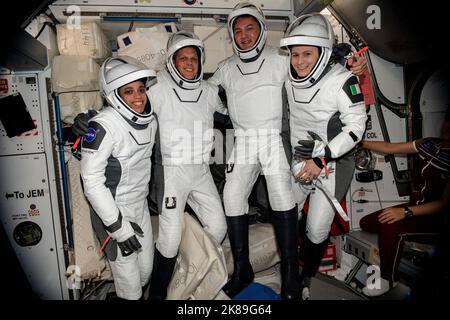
[280,13,367,244]
[81,57,157,300]
[147,31,228,300]
[209,2,299,300]
[149,69,227,259]
[149,31,227,258]
[287,62,367,243]
[280,13,367,300]
[209,45,295,215]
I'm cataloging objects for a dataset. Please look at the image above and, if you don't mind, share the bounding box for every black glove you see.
[118,235,142,257]
[294,131,331,159]
[332,43,352,66]
[117,222,144,256]
[106,212,145,257]
[294,140,315,159]
[71,110,98,136]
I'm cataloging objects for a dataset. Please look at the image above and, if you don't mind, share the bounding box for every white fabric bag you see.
[166,213,228,300]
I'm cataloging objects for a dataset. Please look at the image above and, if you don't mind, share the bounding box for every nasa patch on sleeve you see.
[81,121,106,150]
[343,76,364,104]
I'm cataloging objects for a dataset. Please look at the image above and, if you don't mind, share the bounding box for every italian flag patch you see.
[350,84,361,95]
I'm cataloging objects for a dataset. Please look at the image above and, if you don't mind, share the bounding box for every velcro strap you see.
[349,131,358,142]
[312,157,324,169]
[105,213,122,233]
[324,145,332,158]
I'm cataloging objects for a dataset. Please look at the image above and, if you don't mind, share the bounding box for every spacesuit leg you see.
[108,202,149,300]
[265,172,295,211]
[300,172,337,299]
[155,166,189,259]
[291,175,310,221]
[108,246,142,300]
[222,164,259,216]
[148,247,177,300]
[272,205,301,300]
[221,143,260,297]
[222,139,261,217]
[260,135,296,212]
[222,214,254,298]
[304,185,336,245]
[137,203,154,288]
[187,165,227,243]
[221,162,259,297]
[258,137,299,299]
[150,166,188,300]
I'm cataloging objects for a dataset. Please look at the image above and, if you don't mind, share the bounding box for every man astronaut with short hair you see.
[208,2,301,300]
[147,31,228,300]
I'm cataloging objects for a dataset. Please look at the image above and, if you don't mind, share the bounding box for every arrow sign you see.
[5,193,14,199]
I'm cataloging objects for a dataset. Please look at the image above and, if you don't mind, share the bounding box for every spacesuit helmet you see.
[280,13,335,88]
[166,31,205,90]
[227,1,267,61]
[100,56,157,125]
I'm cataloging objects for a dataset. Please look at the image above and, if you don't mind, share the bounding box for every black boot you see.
[299,236,329,300]
[148,248,177,300]
[140,282,150,300]
[223,215,254,298]
[273,206,301,300]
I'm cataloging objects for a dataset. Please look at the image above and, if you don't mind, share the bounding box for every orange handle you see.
[320,157,329,177]
[354,46,369,56]
[72,136,81,151]
[98,235,111,254]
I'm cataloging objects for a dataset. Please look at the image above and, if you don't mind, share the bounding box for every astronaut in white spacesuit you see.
[208,2,300,300]
[280,13,367,300]
[147,31,228,300]
[80,56,158,300]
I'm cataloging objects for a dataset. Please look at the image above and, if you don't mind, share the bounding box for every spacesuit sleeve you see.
[80,121,120,227]
[327,75,367,158]
[148,85,161,115]
[208,61,226,87]
[281,85,292,163]
[210,84,228,115]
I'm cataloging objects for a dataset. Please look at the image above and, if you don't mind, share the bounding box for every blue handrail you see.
[54,95,74,248]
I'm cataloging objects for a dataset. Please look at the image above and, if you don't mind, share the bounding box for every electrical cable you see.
[34,21,55,39]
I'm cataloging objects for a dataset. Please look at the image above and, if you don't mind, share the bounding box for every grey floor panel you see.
[310,273,366,300]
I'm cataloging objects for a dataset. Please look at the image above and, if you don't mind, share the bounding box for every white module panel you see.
[0,74,45,156]
[346,106,409,230]
[0,153,65,299]
[369,51,406,105]
[50,0,292,11]
[50,0,293,22]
